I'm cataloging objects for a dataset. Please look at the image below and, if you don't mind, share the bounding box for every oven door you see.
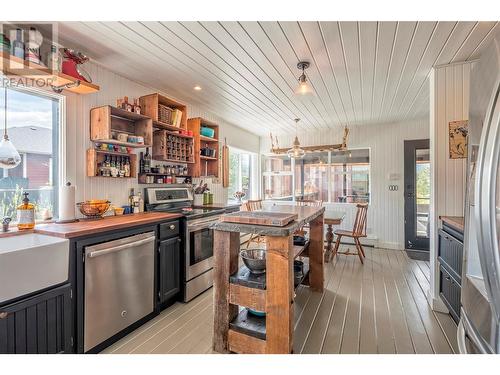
[185,217,217,281]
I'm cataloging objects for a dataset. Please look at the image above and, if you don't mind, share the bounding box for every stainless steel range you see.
[145,187,224,302]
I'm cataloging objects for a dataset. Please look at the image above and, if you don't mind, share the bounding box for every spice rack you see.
[86,148,137,178]
[152,130,195,163]
[187,117,220,177]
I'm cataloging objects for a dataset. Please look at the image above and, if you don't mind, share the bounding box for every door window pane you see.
[0,88,59,222]
[415,149,430,238]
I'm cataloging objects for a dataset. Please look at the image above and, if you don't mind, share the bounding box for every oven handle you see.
[87,236,155,258]
[188,218,220,231]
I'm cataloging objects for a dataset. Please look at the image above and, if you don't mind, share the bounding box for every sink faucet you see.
[2,217,12,232]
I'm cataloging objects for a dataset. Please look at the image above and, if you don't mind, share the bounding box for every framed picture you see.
[449,120,468,159]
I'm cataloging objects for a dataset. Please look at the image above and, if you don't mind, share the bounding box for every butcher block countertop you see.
[440,216,464,232]
[29,212,182,239]
[211,205,325,236]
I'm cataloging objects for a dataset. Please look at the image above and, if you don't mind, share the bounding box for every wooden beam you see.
[228,329,266,354]
[212,230,240,353]
[309,214,325,292]
[229,284,266,312]
[265,235,294,354]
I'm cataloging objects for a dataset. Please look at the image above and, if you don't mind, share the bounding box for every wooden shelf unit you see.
[140,93,188,130]
[0,51,100,94]
[86,148,137,178]
[152,130,195,163]
[188,117,220,177]
[90,105,153,148]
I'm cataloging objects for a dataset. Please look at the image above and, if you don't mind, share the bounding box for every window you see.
[0,88,60,221]
[262,148,370,203]
[262,154,293,201]
[228,146,257,202]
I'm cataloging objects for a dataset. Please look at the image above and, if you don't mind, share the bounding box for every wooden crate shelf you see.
[140,93,187,130]
[86,148,137,178]
[90,105,152,148]
[0,51,99,94]
[187,117,220,177]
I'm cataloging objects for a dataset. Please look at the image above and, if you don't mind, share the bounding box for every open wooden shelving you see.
[188,117,220,178]
[140,93,188,130]
[86,148,137,178]
[0,51,99,95]
[90,105,153,148]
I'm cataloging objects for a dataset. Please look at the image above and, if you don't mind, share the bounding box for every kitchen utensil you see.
[76,200,111,220]
[240,249,266,274]
[220,211,298,227]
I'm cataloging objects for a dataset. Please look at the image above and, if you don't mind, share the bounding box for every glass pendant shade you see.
[0,136,21,169]
[287,136,305,159]
[294,74,314,96]
[1,87,21,169]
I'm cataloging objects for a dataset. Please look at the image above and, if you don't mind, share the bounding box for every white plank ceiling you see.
[57,21,499,136]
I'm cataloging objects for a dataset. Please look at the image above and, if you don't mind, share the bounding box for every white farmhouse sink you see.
[0,234,69,304]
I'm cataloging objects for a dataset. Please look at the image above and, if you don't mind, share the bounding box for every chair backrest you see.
[246,200,263,211]
[296,199,323,207]
[352,203,368,236]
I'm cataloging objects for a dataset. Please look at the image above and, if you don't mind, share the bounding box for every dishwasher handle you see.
[87,236,155,258]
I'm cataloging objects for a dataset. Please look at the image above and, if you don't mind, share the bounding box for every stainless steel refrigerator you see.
[459,31,500,354]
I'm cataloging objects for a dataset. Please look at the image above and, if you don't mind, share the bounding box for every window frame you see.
[227,145,258,203]
[1,84,65,223]
[261,148,371,205]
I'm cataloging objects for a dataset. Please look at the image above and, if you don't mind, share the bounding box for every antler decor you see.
[270,126,349,154]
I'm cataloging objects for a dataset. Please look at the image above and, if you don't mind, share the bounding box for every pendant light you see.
[0,87,21,169]
[287,118,305,159]
[294,61,314,96]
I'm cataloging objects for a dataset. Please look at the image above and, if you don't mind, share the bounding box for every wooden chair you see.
[295,200,323,236]
[244,200,265,248]
[331,203,368,264]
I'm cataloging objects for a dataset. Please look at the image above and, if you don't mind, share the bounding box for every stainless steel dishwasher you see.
[84,232,155,352]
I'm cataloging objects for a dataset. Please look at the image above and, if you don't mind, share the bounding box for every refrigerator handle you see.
[476,80,500,323]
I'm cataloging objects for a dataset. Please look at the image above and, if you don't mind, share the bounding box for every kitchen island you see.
[211,205,325,354]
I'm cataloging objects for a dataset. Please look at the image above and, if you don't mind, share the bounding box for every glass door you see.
[404,139,430,253]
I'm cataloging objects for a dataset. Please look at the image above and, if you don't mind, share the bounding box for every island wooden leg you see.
[324,223,334,263]
[309,214,324,292]
[213,230,240,353]
[265,235,294,354]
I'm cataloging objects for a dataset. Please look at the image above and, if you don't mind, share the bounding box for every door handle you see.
[0,312,8,319]
[87,236,155,258]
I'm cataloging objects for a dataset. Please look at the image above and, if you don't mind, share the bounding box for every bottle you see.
[125,157,131,177]
[137,192,144,213]
[144,147,151,173]
[139,152,145,174]
[10,28,24,59]
[17,192,35,230]
[133,98,141,114]
[124,96,133,112]
[46,44,61,72]
[129,188,135,210]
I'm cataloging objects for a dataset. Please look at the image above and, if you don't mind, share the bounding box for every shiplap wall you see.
[260,118,429,249]
[63,62,260,209]
[429,61,471,309]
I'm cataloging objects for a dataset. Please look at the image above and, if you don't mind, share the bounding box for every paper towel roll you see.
[58,182,77,223]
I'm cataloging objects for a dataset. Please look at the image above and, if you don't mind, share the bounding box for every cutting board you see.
[220,211,298,227]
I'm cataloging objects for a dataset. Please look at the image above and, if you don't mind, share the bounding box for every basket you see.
[158,104,174,125]
[77,200,111,220]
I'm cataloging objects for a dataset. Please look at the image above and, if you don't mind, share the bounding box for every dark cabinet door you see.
[159,237,181,306]
[0,284,73,354]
